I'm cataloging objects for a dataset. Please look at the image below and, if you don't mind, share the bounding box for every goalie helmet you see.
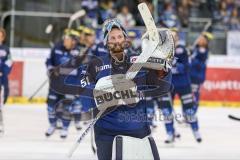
[102,18,128,45]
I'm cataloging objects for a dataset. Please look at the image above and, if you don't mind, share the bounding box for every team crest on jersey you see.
[95,64,112,72]
[55,50,63,55]
[98,47,107,53]
[176,47,183,54]
[70,49,80,56]
[199,47,206,53]
[0,50,7,57]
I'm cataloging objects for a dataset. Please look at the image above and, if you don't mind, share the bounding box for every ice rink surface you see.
[0,104,240,160]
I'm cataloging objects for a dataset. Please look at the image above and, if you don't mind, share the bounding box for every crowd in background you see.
[81,0,240,31]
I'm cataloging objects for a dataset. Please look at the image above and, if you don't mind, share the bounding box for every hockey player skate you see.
[60,128,68,139]
[193,130,202,143]
[74,121,82,131]
[45,125,56,137]
[165,133,174,144]
[151,121,158,129]
[164,131,181,144]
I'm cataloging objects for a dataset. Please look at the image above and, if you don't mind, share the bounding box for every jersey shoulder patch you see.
[55,49,63,55]
[129,56,138,63]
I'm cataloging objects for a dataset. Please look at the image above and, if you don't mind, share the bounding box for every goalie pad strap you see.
[148,136,160,160]
[115,136,123,160]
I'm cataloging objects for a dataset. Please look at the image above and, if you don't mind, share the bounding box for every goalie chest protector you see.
[92,54,150,131]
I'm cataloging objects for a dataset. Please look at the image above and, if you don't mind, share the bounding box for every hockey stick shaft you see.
[90,110,96,154]
[28,79,48,101]
[68,109,104,157]
[191,21,212,50]
[68,9,86,29]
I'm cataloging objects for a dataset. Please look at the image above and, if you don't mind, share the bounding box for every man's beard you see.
[107,40,131,62]
[107,40,131,52]
[107,42,124,53]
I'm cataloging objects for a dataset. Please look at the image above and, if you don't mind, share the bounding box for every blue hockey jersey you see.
[171,44,191,88]
[0,44,12,85]
[91,42,108,57]
[46,41,81,69]
[190,46,208,84]
[82,50,172,132]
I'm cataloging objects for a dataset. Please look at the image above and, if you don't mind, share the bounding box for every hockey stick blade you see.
[228,114,240,121]
[45,24,53,34]
[138,3,159,42]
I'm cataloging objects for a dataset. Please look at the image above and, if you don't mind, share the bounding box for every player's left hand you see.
[141,29,175,71]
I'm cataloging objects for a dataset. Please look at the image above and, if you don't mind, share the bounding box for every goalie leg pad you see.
[112,135,160,160]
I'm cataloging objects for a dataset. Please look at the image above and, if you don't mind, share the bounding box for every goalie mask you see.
[102,19,131,62]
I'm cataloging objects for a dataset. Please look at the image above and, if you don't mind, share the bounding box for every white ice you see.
[0,104,240,160]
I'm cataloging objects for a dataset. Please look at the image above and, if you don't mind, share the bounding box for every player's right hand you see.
[47,68,60,77]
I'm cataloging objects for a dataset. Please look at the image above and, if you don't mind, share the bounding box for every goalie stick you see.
[228,115,240,121]
[67,2,160,158]
[126,3,159,80]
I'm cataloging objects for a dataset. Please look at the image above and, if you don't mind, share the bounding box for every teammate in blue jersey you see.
[45,29,82,138]
[0,28,13,104]
[190,32,213,112]
[78,25,108,57]
[91,41,108,57]
[77,18,173,160]
[155,28,202,143]
[76,25,86,47]
[69,27,97,126]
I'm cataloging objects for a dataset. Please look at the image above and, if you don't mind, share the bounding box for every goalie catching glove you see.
[135,28,175,72]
